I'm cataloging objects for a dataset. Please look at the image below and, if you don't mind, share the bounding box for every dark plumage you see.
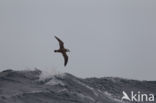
[54,36,70,66]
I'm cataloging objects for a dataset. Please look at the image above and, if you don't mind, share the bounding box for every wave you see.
[0,69,155,103]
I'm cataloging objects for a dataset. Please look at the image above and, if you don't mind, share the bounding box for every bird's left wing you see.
[62,52,68,66]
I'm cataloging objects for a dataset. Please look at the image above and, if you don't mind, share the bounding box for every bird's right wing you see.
[55,36,64,49]
[62,52,68,66]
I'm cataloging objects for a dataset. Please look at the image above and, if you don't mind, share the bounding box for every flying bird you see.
[54,36,70,66]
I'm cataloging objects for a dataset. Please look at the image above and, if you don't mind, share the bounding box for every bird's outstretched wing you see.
[55,36,64,49]
[62,52,68,66]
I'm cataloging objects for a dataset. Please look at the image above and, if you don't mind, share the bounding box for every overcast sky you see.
[0,0,156,80]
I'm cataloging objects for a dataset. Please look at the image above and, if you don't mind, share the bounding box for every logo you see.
[121,91,155,102]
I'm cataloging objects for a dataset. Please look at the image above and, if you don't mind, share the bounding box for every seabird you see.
[54,36,70,66]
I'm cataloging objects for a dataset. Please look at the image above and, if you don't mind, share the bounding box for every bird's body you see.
[54,36,70,66]
[54,49,69,53]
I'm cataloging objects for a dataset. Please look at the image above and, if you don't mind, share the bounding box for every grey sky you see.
[0,0,156,80]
